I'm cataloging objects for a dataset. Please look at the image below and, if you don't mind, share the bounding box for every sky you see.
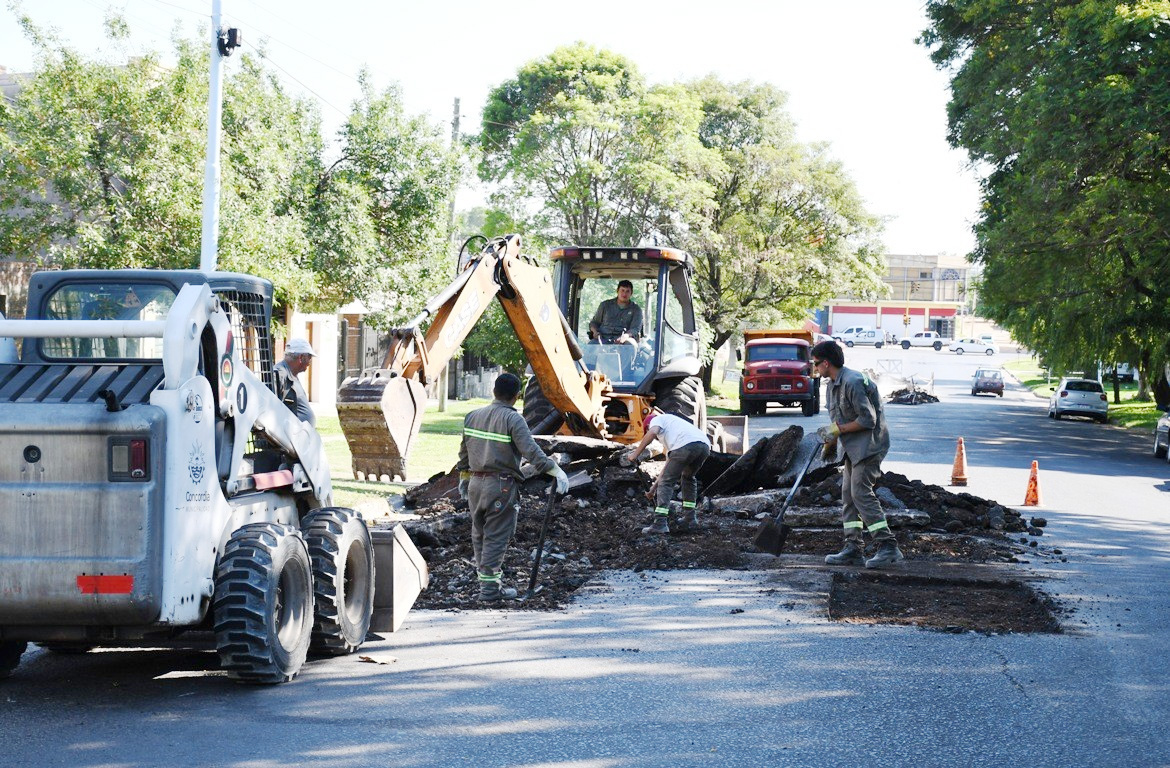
[0,0,983,257]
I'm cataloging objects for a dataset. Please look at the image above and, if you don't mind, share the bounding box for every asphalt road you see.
[4,346,1170,767]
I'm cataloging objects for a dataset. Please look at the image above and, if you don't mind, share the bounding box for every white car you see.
[1154,407,1170,461]
[838,329,885,348]
[1048,377,1109,423]
[949,337,999,356]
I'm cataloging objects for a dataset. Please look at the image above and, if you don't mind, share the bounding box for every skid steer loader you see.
[0,269,427,684]
[336,236,745,483]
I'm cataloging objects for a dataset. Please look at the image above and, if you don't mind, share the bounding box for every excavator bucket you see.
[337,373,427,482]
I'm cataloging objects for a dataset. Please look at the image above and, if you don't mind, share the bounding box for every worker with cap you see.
[624,410,710,535]
[274,338,316,427]
[810,339,903,568]
[456,372,570,602]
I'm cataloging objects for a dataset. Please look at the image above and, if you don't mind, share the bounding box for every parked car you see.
[832,326,874,345]
[971,368,1004,397]
[1154,407,1170,461]
[950,337,1000,356]
[900,331,951,350]
[1048,377,1109,422]
[838,329,884,348]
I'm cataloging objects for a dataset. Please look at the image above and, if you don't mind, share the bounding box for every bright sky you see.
[1,0,982,257]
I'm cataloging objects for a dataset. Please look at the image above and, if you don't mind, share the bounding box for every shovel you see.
[753,443,820,555]
[525,485,560,600]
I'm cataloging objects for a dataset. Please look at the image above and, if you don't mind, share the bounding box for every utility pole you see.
[199,0,240,272]
[438,98,460,411]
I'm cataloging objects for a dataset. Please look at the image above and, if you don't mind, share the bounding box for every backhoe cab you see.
[524,245,711,445]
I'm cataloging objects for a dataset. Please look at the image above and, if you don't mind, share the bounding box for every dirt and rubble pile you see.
[888,387,940,405]
[390,427,1034,610]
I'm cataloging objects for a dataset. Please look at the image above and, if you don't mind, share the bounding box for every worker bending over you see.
[625,411,709,536]
[810,339,904,569]
[456,373,570,601]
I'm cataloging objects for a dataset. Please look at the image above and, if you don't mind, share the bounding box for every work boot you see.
[676,507,699,532]
[641,515,670,536]
[865,541,905,569]
[824,541,865,566]
[478,582,518,602]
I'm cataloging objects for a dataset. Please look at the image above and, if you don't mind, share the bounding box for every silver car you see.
[1154,408,1170,462]
[1048,377,1109,423]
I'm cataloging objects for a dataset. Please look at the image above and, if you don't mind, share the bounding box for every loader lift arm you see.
[337,234,611,482]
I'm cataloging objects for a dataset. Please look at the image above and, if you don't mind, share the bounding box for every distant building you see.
[825,252,973,339]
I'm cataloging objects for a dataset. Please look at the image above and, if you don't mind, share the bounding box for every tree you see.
[680,77,886,366]
[477,42,713,245]
[920,0,1170,386]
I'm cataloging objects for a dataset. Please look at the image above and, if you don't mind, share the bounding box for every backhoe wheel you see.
[303,507,374,656]
[522,375,563,434]
[214,523,313,684]
[0,641,26,679]
[654,376,705,428]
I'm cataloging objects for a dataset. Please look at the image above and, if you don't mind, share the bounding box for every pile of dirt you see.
[392,428,1040,614]
[888,387,940,405]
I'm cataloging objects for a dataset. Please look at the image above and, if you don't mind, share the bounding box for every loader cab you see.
[550,246,702,395]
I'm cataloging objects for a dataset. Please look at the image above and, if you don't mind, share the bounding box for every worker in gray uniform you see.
[456,373,570,601]
[274,338,316,427]
[810,339,904,569]
[624,410,710,535]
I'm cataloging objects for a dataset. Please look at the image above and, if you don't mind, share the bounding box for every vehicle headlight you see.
[745,381,755,391]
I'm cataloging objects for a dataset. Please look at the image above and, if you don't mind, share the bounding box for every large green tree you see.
[680,77,886,359]
[920,0,1170,389]
[0,14,462,318]
[477,42,713,246]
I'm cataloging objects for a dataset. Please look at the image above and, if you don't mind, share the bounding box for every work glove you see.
[816,423,841,444]
[821,439,838,461]
[458,472,470,500]
[547,464,569,495]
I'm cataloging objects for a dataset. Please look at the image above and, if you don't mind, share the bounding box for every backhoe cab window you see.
[42,282,176,360]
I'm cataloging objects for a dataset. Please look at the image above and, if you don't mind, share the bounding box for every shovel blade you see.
[753,519,791,556]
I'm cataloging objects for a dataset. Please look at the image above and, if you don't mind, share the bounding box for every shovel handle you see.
[526,484,560,597]
[772,446,819,524]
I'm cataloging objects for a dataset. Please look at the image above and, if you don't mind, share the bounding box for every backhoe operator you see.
[589,280,643,344]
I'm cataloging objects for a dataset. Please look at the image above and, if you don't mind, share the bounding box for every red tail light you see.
[110,437,150,482]
[1060,391,1068,397]
[1100,394,1108,402]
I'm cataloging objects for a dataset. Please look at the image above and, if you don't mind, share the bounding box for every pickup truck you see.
[900,331,951,351]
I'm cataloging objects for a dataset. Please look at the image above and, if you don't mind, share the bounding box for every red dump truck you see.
[737,329,820,416]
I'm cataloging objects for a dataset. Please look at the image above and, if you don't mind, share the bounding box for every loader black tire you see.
[523,375,563,434]
[654,376,705,428]
[303,507,374,656]
[213,523,313,684]
[0,640,26,679]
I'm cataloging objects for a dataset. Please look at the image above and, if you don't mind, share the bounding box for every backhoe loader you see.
[337,235,745,483]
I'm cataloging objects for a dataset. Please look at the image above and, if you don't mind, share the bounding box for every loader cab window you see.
[40,282,176,360]
[658,267,699,369]
[573,276,653,386]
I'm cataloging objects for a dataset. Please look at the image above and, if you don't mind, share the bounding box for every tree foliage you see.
[0,15,462,317]
[680,77,886,356]
[921,0,1170,386]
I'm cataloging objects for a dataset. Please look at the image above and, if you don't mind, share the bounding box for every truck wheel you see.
[0,641,26,679]
[522,375,563,434]
[303,507,374,656]
[875,341,883,349]
[845,341,855,348]
[901,340,910,350]
[654,376,704,427]
[801,398,817,417]
[933,341,942,351]
[214,523,313,684]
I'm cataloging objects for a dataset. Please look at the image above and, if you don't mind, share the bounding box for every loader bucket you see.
[369,524,430,632]
[337,373,426,482]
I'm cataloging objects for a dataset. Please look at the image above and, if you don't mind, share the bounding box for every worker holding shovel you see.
[810,340,904,569]
[456,373,570,601]
[625,411,710,536]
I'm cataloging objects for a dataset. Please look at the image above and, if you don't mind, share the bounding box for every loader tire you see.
[0,641,26,679]
[213,523,313,684]
[654,376,705,428]
[303,507,374,656]
[523,375,563,434]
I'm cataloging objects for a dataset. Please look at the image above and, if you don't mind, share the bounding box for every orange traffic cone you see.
[1023,460,1042,506]
[950,437,969,487]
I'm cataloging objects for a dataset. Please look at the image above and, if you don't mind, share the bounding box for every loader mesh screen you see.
[213,290,275,393]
